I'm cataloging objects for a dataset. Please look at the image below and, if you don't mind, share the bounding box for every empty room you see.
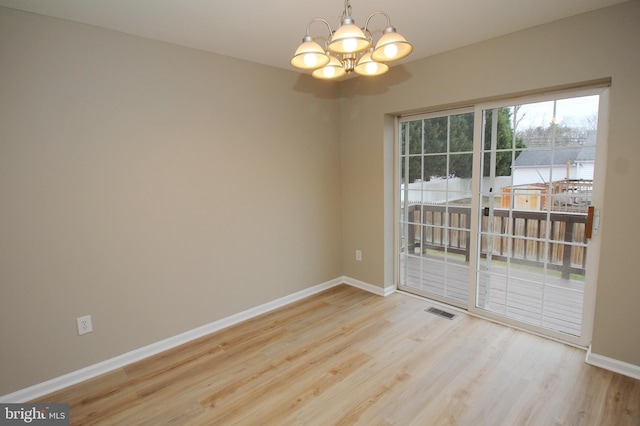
[1,0,639,424]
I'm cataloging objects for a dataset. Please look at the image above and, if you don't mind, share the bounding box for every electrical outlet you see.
[355,249,362,261]
[77,315,93,335]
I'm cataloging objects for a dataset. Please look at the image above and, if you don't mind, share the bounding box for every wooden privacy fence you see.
[405,204,587,279]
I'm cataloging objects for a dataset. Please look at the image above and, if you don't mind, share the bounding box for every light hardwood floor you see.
[34,285,640,425]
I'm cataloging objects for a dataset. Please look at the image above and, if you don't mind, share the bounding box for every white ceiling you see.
[0,0,629,72]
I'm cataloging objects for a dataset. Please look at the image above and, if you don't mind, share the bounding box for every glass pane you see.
[401,254,421,289]
[481,152,491,179]
[514,101,555,145]
[554,95,599,148]
[445,191,472,209]
[424,117,448,153]
[449,153,473,180]
[408,121,423,155]
[403,190,422,208]
[406,203,421,223]
[450,112,474,153]
[445,264,469,302]
[513,148,550,187]
[421,189,447,204]
[543,285,583,336]
[407,157,422,184]
[513,190,546,211]
[423,223,444,249]
[483,107,518,151]
[506,279,544,325]
[424,154,447,179]
[420,256,445,293]
[407,223,421,255]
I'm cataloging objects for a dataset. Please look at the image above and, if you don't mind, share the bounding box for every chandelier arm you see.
[363,11,392,35]
[305,17,333,38]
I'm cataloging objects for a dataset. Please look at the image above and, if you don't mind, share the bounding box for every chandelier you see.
[290,0,413,79]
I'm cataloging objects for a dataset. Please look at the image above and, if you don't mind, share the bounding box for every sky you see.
[513,95,599,130]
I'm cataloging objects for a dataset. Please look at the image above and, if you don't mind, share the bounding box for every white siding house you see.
[512,146,595,186]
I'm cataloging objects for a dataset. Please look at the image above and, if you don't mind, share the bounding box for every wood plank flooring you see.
[34,285,640,425]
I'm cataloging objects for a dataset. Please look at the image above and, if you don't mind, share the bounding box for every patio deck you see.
[401,254,584,336]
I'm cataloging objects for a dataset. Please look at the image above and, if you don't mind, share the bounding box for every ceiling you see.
[0,0,629,73]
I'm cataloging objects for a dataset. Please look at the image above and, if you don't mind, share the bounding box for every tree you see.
[483,108,525,177]
[401,120,425,183]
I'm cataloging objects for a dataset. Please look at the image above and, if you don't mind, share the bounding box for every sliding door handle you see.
[586,206,596,239]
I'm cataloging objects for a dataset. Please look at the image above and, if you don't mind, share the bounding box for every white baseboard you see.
[342,276,395,296]
[1,277,390,403]
[585,346,640,380]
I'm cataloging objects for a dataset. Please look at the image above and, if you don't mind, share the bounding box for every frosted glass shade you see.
[327,24,370,54]
[312,55,348,79]
[354,51,389,76]
[290,39,330,70]
[371,30,413,62]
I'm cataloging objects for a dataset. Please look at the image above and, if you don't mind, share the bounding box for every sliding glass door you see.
[397,87,608,345]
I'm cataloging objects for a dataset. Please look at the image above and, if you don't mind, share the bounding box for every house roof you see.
[514,146,595,167]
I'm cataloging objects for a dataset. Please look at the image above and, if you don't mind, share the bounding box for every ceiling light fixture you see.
[290,0,413,79]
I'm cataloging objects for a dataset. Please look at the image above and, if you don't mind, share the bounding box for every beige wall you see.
[340,1,640,366]
[0,8,343,395]
[2,1,639,397]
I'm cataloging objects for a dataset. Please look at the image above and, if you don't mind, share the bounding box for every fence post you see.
[561,221,574,279]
